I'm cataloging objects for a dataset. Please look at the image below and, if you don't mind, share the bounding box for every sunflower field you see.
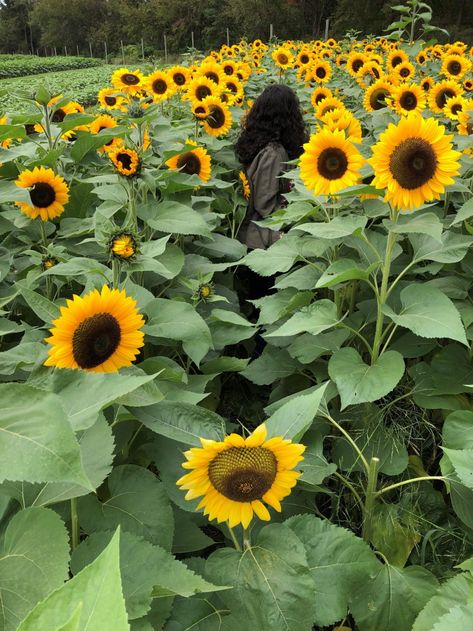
[0,25,473,631]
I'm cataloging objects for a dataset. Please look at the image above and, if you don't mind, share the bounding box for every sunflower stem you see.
[362,456,380,543]
[242,528,251,550]
[71,497,80,550]
[112,257,120,289]
[42,103,54,150]
[227,524,242,552]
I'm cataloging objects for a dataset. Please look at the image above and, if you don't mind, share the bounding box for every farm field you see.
[0,14,473,631]
[0,54,103,79]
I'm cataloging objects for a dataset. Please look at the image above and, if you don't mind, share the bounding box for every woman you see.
[236,83,308,250]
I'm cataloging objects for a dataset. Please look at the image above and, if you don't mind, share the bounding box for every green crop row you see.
[0,55,103,79]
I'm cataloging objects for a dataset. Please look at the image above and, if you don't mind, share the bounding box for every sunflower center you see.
[122,73,140,85]
[30,182,56,208]
[196,85,211,101]
[314,93,327,105]
[174,72,186,85]
[370,88,389,110]
[316,67,326,79]
[448,61,461,75]
[400,91,417,110]
[176,151,201,175]
[399,67,410,78]
[391,55,402,67]
[105,95,117,106]
[205,71,220,84]
[317,147,348,180]
[389,137,438,190]
[72,312,121,369]
[223,66,234,75]
[436,88,455,109]
[300,54,309,64]
[207,105,225,129]
[352,59,363,73]
[278,54,289,65]
[52,109,66,123]
[117,152,132,170]
[451,103,462,114]
[152,79,167,94]
[208,446,277,502]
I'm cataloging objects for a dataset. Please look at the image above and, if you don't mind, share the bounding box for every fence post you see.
[226,27,230,47]
[269,23,274,40]
[121,40,125,65]
[54,46,57,56]
[191,31,194,49]
[164,33,167,64]
[324,19,330,40]
[104,41,108,64]
[89,41,93,57]
[64,45,67,56]
[141,38,145,61]
[76,44,79,56]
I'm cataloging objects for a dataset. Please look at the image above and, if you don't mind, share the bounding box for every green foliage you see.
[0,55,103,79]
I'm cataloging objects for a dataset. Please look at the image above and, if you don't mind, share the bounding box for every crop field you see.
[0,8,473,631]
[0,54,103,79]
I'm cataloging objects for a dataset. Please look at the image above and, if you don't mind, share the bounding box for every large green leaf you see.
[383,284,467,346]
[78,465,174,549]
[147,201,212,237]
[328,348,405,409]
[18,529,129,631]
[71,531,227,620]
[296,215,367,239]
[350,564,438,631]
[411,232,473,264]
[286,514,379,627]
[413,572,473,631]
[145,298,212,365]
[128,401,226,446]
[241,346,299,385]
[316,259,375,288]
[265,382,329,439]
[384,212,443,242]
[266,299,339,337]
[0,384,90,487]
[0,507,70,631]
[205,523,317,631]
[431,605,473,631]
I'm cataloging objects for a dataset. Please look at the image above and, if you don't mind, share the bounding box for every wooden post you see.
[226,27,230,46]
[269,23,274,40]
[64,45,67,56]
[141,37,145,61]
[163,33,167,64]
[104,41,108,64]
[76,44,79,56]
[89,41,93,57]
[324,19,329,40]
[191,31,194,49]
[121,40,125,65]
[54,46,57,56]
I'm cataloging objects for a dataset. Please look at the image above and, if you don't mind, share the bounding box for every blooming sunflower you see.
[364,79,394,111]
[394,60,415,81]
[272,47,294,70]
[297,50,313,67]
[221,59,238,76]
[111,68,145,96]
[198,60,226,86]
[239,170,250,199]
[300,128,365,196]
[323,109,363,144]
[109,147,140,176]
[443,95,468,120]
[169,65,190,90]
[186,76,221,103]
[428,79,463,113]
[98,88,127,111]
[346,52,367,76]
[458,109,473,136]
[315,96,346,120]
[192,102,210,119]
[145,70,176,103]
[420,76,434,92]
[44,285,145,372]
[200,96,232,137]
[165,140,211,182]
[109,232,137,260]
[387,49,409,71]
[177,423,305,529]
[463,79,473,92]
[369,115,461,212]
[441,54,471,80]
[391,83,425,116]
[310,59,332,84]
[15,166,69,221]
[89,114,122,153]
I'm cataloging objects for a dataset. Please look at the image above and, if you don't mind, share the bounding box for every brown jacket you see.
[239,142,289,250]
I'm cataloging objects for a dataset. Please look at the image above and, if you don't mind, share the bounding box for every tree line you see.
[0,0,471,57]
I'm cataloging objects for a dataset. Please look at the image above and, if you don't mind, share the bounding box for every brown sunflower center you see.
[316,66,326,79]
[448,60,461,75]
[30,182,56,208]
[451,103,462,114]
[372,66,380,79]
[421,80,431,91]
[195,85,211,101]
[317,147,349,180]
[314,92,327,105]
[52,109,66,123]
[223,65,234,75]
[152,79,167,94]
[389,137,438,190]
[436,88,455,109]
[227,82,237,93]
[105,95,117,106]
[399,66,410,78]
[173,72,186,85]
[207,105,225,129]
[176,151,201,176]
[208,446,277,502]
[117,152,133,170]
[194,105,206,117]
[300,54,309,64]
[352,59,363,73]
[399,91,418,110]
[370,88,389,110]
[122,73,140,85]
[205,71,220,84]
[72,312,121,369]
[391,55,402,67]
[278,54,289,65]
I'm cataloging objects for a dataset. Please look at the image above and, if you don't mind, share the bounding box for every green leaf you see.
[244,235,328,276]
[288,330,349,364]
[147,201,212,237]
[451,198,473,225]
[286,514,379,627]
[18,529,129,631]
[296,215,367,239]
[0,384,90,487]
[208,308,255,348]
[411,232,473,264]
[16,282,59,322]
[71,531,227,620]
[370,503,420,567]
[384,212,443,242]
[316,259,375,288]
[78,465,174,549]
[265,382,329,440]
[442,447,473,489]
[0,507,70,631]
[165,597,228,631]
[383,284,467,346]
[328,348,405,409]
[205,523,317,631]
[71,131,125,161]
[128,401,226,446]
[413,573,473,631]
[145,298,212,365]
[350,564,438,631]
[431,605,473,631]
[241,346,299,385]
[266,300,339,337]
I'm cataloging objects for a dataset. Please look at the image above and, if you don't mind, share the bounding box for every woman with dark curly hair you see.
[236,83,308,250]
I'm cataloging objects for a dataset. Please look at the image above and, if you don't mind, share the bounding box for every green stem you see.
[323,412,370,474]
[42,103,54,150]
[227,524,242,551]
[112,258,120,289]
[243,528,251,550]
[334,471,364,510]
[362,456,380,542]
[371,227,397,363]
[71,497,80,550]
[338,322,373,355]
[40,221,48,248]
[375,475,445,498]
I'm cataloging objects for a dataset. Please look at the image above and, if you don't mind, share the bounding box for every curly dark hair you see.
[235,84,308,166]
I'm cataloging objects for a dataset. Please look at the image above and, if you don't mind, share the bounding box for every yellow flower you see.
[200,96,232,138]
[300,127,365,196]
[364,80,394,112]
[97,88,126,111]
[165,140,211,182]
[443,95,468,120]
[145,70,176,102]
[89,114,123,153]
[44,285,144,372]
[110,233,137,260]
[428,79,463,113]
[272,47,294,70]
[310,86,332,109]
[441,54,471,80]
[0,116,11,148]
[15,166,69,221]
[111,68,145,95]
[109,147,140,176]
[186,75,221,104]
[177,423,305,529]
[369,115,461,212]
[323,109,362,144]
[391,83,425,116]
[239,170,250,199]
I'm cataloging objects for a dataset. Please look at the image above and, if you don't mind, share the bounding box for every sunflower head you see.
[42,256,58,270]
[111,68,144,95]
[272,47,294,70]
[364,80,394,112]
[391,83,425,116]
[165,140,212,182]
[428,79,463,113]
[145,70,176,102]
[200,96,232,138]
[109,232,137,260]
[109,147,140,177]
[44,285,145,372]
[15,166,69,221]
[98,88,126,111]
[443,95,468,120]
[239,170,250,199]
[89,114,123,153]
[197,282,214,301]
[177,423,305,529]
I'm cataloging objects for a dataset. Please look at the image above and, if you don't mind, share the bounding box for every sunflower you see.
[98,88,127,111]
[191,102,210,119]
[186,75,221,103]
[177,423,305,529]
[200,96,232,137]
[198,282,214,300]
[309,59,332,84]
[346,52,367,76]
[441,54,471,80]
[458,109,473,136]
[165,140,211,182]
[416,50,428,65]
[0,116,11,148]
[109,147,140,176]
[44,285,144,372]
[315,96,346,120]
[89,114,122,153]
[387,49,409,70]
[169,65,190,90]
[15,167,69,221]
[34,98,84,133]
[197,60,225,86]
[369,115,461,212]
[463,79,473,92]
[356,61,383,88]
[323,109,363,144]
[428,79,463,113]
[223,78,244,105]
[239,170,250,199]
[272,47,294,70]
[363,79,394,111]
[145,70,176,102]
[42,256,58,271]
[394,61,415,81]
[300,127,365,196]
[111,68,144,95]
[297,50,313,67]
[221,59,238,76]
[420,76,434,92]
[109,232,137,260]
[391,83,425,116]
[443,95,468,121]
